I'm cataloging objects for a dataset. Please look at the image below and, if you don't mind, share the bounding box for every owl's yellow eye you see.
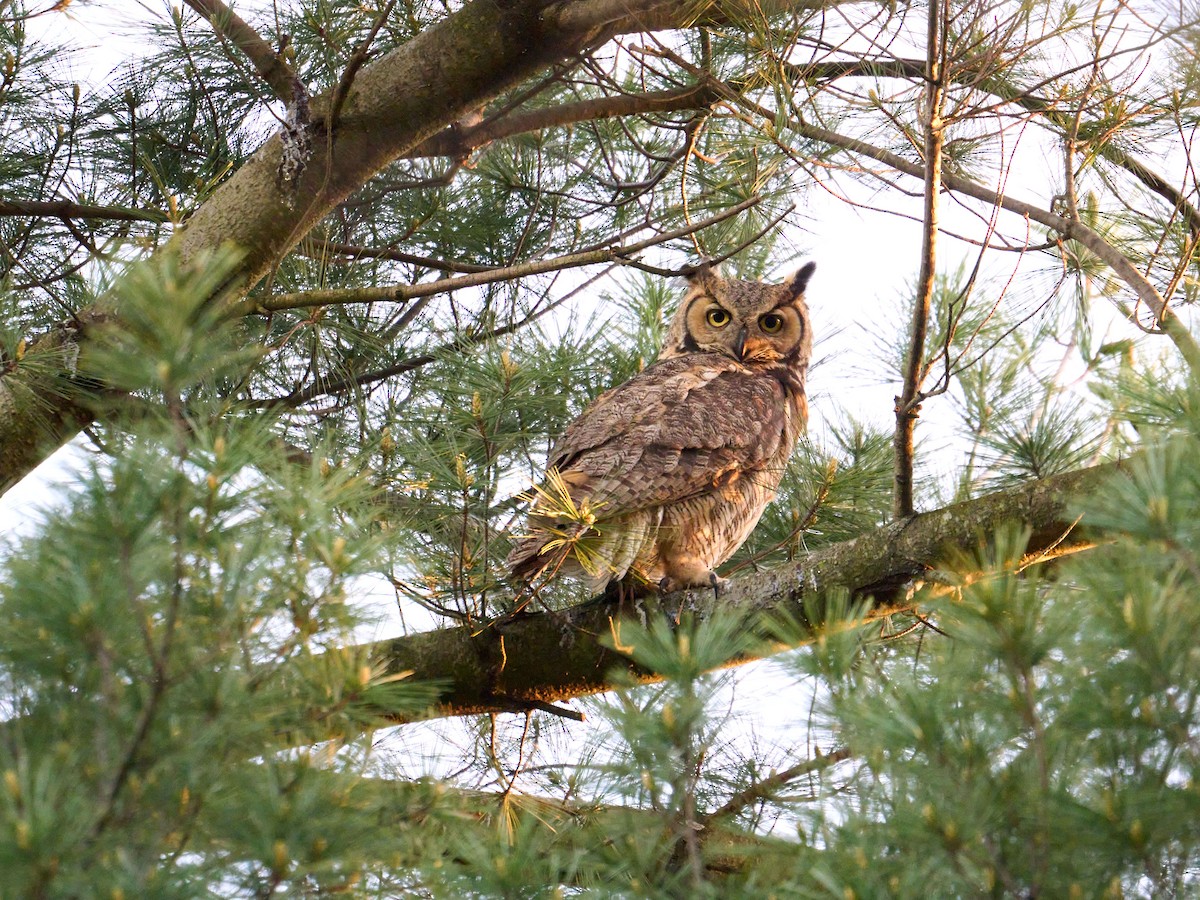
[759,313,784,333]
[706,308,731,327]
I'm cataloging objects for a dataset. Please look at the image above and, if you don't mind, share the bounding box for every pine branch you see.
[313,772,804,880]
[243,248,624,314]
[0,0,816,494]
[249,264,611,408]
[702,747,854,823]
[364,459,1117,722]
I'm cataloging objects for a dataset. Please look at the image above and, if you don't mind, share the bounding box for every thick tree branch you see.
[172,0,606,286]
[170,0,835,291]
[0,0,801,495]
[0,330,97,495]
[368,459,1119,722]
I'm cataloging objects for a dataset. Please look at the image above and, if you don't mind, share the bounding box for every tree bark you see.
[371,458,1119,722]
[0,323,102,495]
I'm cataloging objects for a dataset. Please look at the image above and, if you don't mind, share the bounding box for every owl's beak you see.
[733,327,747,360]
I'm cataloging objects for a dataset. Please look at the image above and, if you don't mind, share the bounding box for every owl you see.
[507,260,815,595]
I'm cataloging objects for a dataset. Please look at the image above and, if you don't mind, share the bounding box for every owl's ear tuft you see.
[787,261,816,298]
[686,259,722,285]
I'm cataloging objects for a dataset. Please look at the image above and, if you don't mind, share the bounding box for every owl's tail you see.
[505,469,613,590]
[505,530,566,585]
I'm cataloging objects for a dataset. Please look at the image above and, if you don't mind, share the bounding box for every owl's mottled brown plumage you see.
[507,260,815,594]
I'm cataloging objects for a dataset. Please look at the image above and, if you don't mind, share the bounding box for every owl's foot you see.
[708,571,728,600]
[657,570,727,599]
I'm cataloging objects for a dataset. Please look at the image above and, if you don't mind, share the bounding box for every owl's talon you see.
[709,571,727,600]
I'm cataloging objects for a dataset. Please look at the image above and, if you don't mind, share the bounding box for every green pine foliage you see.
[2,0,1200,895]
[0,253,444,894]
[778,427,1200,897]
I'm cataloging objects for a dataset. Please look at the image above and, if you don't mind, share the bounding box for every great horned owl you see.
[507,260,815,595]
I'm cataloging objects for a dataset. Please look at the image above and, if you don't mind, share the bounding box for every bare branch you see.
[0,198,169,223]
[251,266,615,409]
[783,118,1200,374]
[407,84,716,158]
[703,747,854,823]
[894,0,948,519]
[297,240,492,273]
[326,0,398,134]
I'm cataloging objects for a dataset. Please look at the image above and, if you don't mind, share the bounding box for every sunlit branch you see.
[894,0,948,519]
[359,459,1117,722]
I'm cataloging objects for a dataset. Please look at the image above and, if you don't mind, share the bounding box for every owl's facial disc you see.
[682,296,739,354]
[740,304,804,363]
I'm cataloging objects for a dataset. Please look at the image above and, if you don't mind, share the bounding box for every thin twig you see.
[242,194,764,316]
[703,748,853,823]
[326,0,398,135]
[893,0,947,520]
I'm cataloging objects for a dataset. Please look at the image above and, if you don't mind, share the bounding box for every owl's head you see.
[659,261,815,367]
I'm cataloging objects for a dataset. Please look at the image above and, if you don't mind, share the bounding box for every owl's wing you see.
[547,355,791,513]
